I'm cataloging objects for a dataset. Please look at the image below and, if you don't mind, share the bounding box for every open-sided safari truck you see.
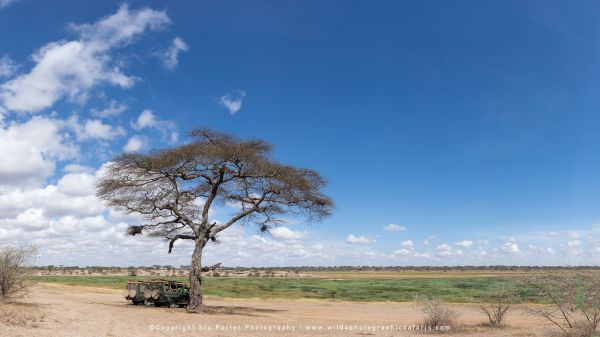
[124,279,190,307]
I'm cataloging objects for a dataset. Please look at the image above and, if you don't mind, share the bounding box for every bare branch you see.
[168,234,196,254]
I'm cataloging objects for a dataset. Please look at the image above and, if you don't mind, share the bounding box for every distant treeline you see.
[31,265,600,272]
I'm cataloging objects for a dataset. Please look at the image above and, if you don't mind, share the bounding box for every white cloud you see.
[252,235,267,243]
[56,172,96,196]
[0,55,17,78]
[501,242,519,254]
[0,182,103,220]
[401,240,414,248]
[76,119,125,140]
[70,4,170,49]
[219,90,246,114]
[384,224,406,232]
[0,0,18,9]
[455,240,474,248]
[346,234,376,244]
[0,6,190,267]
[0,5,169,113]
[162,37,188,69]
[270,227,309,242]
[63,164,95,174]
[393,249,413,256]
[546,230,580,238]
[132,109,159,130]
[131,109,177,143]
[124,135,145,152]
[0,117,78,187]
[91,100,127,118]
[436,243,451,251]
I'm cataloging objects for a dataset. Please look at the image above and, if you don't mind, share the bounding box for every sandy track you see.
[1,284,550,337]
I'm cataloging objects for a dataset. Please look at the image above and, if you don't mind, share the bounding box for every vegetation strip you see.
[32,275,541,303]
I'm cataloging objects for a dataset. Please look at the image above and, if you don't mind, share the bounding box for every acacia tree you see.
[96,128,333,312]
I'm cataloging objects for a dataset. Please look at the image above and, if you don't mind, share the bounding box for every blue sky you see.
[1,0,600,266]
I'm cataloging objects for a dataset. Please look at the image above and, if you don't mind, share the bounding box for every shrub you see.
[523,272,600,337]
[414,295,460,331]
[0,245,38,302]
[480,286,517,327]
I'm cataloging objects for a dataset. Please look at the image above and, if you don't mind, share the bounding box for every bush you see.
[414,295,460,331]
[480,286,517,327]
[523,272,600,337]
[0,245,38,302]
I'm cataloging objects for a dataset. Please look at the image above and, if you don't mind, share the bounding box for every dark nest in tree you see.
[127,226,144,236]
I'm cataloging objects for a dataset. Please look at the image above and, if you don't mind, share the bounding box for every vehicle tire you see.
[151,289,161,301]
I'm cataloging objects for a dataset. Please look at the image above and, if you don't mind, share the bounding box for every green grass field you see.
[32,275,540,303]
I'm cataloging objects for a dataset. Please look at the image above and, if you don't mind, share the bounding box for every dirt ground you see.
[1,283,552,337]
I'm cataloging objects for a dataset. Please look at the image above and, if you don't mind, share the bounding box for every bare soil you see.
[2,284,552,337]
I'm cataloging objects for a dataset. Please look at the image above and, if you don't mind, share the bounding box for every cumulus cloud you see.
[70,4,170,49]
[0,167,142,264]
[219,90,246,115]
[63,164,95,174]
[346,234,376,244]
[131,109,177,143]
[401,240,414,248]
[501,242,519,254]
[91,99,127,118]
[73,118,125,140]
[0,117,78,187]
[270,227,309,242]
[132,109,159,130]
[162,37,188,69]
[0,5,188,267]
[0,5,169,113]
[0,174,103,221]
[455,240,474,248]
[0,55,17,78]
[384,224,406,232]
[436,243,451,251]
[56,172,96,196]
[393,248,413,256]
[123,135,145,152]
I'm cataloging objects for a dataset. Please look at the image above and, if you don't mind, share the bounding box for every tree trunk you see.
[187,239,206,312]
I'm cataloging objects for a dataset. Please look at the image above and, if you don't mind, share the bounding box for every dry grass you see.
[0,302,46,327]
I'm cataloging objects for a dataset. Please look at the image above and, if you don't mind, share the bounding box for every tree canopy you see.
[97,127,333,254]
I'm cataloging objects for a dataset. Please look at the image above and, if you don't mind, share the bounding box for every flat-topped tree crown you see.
[96,127,333,312]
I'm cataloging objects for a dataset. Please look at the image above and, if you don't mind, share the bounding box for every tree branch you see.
[168,234,196,253]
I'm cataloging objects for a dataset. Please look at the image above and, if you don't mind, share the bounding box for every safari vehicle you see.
[124,279,190,307]
[123,280,148,305]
